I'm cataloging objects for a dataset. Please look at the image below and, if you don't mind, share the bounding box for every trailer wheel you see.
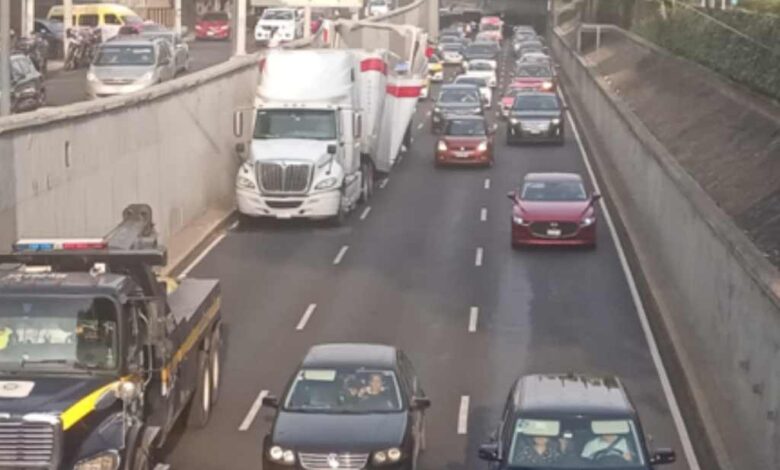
[186,351,211,429]
[209,326,222,405]
[359,159,374,203]
[131,445,152,470]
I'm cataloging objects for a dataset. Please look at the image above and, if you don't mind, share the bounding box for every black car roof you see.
[513,374,635,416]
[302,343,398,369]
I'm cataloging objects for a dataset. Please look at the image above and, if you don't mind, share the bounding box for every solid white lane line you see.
[480,207,488,222]
[475,247,484,267]
[229,220,240,230]
[238,390,268,431]
[566,107,701,469]
[360,206,372,220]
[180,233,227,276]
[457,395,470,435]
[296,303,317,331]
[484,178,491,189]
[333,245,349,265]
[417,122,424,130]
[380,178,389,189]
[469,307,479,332]
[426,110,432,117]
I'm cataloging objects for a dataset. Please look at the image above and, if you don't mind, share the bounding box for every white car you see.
[254,8,303,44]
[463,59,497,88]
[440,44,464,65]
[454,75,492,107]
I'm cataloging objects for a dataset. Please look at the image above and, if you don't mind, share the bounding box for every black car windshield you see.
[481,23,500,31]
[521,180,587,202]
[441,43,462,52]
[469,61,494,71]
[446,119,486,136]
[516,65,552,78]
[254,109,337,140]
[456,77,487,88]
[507,417,646,468]
[0,296,119,372]
[202,12,229,21]
[439,89,480,104]
[95,45,155,66]
[284,368,403,413]
[466,44,497,55]
[513,95,559,111]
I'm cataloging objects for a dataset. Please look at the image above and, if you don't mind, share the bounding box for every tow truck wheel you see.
[131,446,152,470]
[186,351,212,428]
[209,327,222,405]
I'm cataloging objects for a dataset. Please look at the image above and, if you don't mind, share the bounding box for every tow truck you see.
[0,204,223,470]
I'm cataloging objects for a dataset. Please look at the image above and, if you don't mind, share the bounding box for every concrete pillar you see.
[63,0,73,61]
[234,0,247,56]
[22,0,35,37]
[303,7,311,39]
[0,0,10,116]
[174,0,182,34]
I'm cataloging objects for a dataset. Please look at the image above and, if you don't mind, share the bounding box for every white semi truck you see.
[235,49,422,223]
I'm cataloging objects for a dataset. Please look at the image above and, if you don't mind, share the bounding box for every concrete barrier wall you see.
[0,57,258,248]
[551,27,780,470]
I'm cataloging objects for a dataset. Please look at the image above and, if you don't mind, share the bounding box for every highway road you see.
[44,38,259,107]
[163,44,699,470]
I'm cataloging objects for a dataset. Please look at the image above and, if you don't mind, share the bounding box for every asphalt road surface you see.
[164,45,699,470]
[44,38,259,107]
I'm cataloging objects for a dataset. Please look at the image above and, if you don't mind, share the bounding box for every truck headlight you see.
[269,445,296,465]
[237,176,256,190]
[74,451,119,470]
[372,447,402,465]
[314,176,340,190]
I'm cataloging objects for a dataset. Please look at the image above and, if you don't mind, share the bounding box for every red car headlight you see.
[437,140,447,152]
[580,216,595,226]
[477,141,488,152]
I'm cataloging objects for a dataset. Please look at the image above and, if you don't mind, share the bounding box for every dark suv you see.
[262,343,431,470]
[432,83,484,133]
[7,54,46,113]
[478,373,676,469]
[506,91,565,145]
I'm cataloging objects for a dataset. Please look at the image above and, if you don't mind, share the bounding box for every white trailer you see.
[235,48,421,224]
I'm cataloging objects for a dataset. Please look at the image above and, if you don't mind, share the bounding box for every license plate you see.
[530,130,542,135]
[547,228,562,237]
[207,31,215,36]
[276,213,292,219]
[454,151,470,158]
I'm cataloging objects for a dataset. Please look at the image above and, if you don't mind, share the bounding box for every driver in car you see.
[581,433,634,462]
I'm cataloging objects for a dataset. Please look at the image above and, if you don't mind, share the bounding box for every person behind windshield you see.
[355,373,394,410]
[514,436,563,465]
[581,433,634,462]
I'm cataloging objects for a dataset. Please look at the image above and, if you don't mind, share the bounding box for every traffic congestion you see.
[0,3,698,470]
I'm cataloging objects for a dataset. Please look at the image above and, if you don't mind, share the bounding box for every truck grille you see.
[257,162,312,194]
[0,420,56,467]
[299,452,369,470]
[530,221,579,237]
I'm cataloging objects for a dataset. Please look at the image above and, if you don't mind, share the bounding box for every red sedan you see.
[508,173,600,248]
[195,12,231,40]
[435,116,496,167]
[511,63,556,93]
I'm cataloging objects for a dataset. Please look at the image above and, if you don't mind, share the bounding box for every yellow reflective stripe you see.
[0,329,11,350]
[160,297,221,386]
[61,381,119,431]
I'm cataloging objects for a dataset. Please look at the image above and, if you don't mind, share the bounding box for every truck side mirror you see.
[478,443,500,461]
[235,143,247,162]
[233,111,244,138]
[326,144,337,154]
[262,395,280,409]
[649,448,676,465]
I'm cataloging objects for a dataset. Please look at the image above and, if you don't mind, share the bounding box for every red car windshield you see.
[446,119,486,136]
[521,181,588,202]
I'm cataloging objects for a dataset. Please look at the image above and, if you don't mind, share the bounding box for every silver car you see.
[86,37,176,98]
[141,30,190,74]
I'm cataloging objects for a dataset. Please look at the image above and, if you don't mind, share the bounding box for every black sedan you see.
[262,343,431,470]
[432,83,484,133]
[6,54,46,113]
[506,92,565,145]
[478,373,677,469]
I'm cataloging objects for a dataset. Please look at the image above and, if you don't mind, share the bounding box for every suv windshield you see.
[439,89,480,104]
[263,10,294,20]
[254,109,337,140]
[469,62,494,71]
[456,77,487,88]
[284,368,402,413]
[466,44,497,55]
[0,296,119,371]
[95,45,155,66]
[513,95,559,111]
[521,180,587,202]
[516,65,552,78]
[446,119,486,136]
[508,417,646,468]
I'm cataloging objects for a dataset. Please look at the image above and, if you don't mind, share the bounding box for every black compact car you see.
[462,40,500,66]
[34,19,63,59]
[432,83,484,133]
[7,54,46,113]
[262,344,431,470]
[506,92,565,145]
[478,373,677,469]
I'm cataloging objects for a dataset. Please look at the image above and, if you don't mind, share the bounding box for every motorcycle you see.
[10,31,49,74]
[65,27,101,70]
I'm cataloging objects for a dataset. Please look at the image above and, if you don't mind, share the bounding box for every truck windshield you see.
[254,109,337,140]
[0,296,119,372]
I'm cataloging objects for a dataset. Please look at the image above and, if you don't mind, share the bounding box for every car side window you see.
[79,14,99,27]
[104,14,122,25]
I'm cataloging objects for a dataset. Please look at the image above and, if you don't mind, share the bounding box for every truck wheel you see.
[209,327,222,406]
[186,351,211,429]
[131,446,152,470]
[359,160,374,203]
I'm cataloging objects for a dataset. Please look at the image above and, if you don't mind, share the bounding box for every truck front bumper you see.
[237,188,341,219]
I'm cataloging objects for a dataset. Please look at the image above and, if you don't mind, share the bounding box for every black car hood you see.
[464,52,497,61]
[508,110,562,120]
[437,102,482,111]
[0,374,115,416]
[272,411,408,452]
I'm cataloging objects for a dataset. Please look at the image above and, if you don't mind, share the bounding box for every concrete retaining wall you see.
[0,57,258,248]
[551,27,780,470]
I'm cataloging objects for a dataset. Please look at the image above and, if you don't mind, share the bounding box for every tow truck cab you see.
[0,204,223,470]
